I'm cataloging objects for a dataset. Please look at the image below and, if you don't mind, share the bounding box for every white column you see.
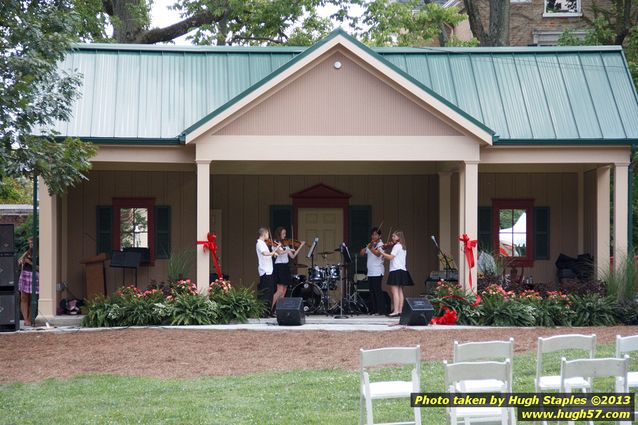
[463,162,479,292]
[38,179,58,318]
[457,166,466,289]
[196,160,211,294]
[596,166,611,279]
[438,171,452,256]
[614,162,630,269]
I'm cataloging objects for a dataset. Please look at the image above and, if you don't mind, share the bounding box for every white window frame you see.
[543,0,582,17]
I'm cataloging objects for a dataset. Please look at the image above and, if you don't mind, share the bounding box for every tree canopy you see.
[1,0,96,196]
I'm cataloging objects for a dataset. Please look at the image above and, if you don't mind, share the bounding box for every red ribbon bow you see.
[430,307,458,325]
[459,233,479,295]
[197,232,222,281]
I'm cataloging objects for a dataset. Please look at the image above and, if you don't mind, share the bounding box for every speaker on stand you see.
[0,224,18,332]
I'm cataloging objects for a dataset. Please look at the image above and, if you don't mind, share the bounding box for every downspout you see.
[629,144,636,254]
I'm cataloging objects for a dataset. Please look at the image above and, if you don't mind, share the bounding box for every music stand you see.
[334,242,351,319]
[306,237,319,269]
[110,251,142,286]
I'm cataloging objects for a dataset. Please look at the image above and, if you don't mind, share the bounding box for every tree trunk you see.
[111,0,145,43]
[463,0,510,46]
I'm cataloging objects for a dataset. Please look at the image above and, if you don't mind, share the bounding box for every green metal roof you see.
[51,31,638,144]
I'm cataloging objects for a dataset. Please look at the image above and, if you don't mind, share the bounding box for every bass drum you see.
[290,282,322,314]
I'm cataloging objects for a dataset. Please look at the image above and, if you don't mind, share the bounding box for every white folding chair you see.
[560,357,630,425]
[444,360,514,425]
[535,334,596,392]
[615,335,638,417]
[359,345,421,425]
[453,338,514,392]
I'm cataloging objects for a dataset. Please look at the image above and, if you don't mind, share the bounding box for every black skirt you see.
[273,263,292,285]
[386,269,414,286]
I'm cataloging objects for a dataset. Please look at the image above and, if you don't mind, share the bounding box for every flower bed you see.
[82,279,264,327]
[428,280,630,327]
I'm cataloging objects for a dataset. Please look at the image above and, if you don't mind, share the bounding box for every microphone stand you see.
[334,243,349,319]
[431,235,455,280]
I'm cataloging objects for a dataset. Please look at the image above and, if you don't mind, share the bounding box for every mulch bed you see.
[1,326,637,383]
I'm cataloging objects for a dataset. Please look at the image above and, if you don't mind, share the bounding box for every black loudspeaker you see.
[399,298,434,326]
[0,224,15,254]
[276,297,305,326]
[0,256,16,288]
[0,291,18,331]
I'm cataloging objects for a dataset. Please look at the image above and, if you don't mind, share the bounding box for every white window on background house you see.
[544,0,581,16]
[533,30,587,45]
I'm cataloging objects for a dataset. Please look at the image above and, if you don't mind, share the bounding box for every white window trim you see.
[542,12,583,17]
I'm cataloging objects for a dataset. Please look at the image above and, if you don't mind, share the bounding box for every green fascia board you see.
[70,43,307,54]
[54,136,182,145]
[494,138,638,145]
[373,45,623,54]
[179,28,497,141]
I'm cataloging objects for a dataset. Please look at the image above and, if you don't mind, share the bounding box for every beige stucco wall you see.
[65,170,197,298]
[478,171,579,283]
[215,51,462,137]
[65,170,439,299]
[65,167,586,300]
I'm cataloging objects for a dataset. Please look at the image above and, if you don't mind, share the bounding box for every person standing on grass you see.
[256,227,278,317]
[379,230,413,317]
[18,237,38,326]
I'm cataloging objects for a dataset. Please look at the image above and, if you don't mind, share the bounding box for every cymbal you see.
[318,251,336,256]
[291,263,308,269]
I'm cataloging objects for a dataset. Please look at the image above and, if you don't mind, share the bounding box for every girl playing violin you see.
[272,227,305,311]
[359,227,386,315]
[379,230,413,317]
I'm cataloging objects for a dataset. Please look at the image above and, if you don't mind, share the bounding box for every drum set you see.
[286,250,368,315]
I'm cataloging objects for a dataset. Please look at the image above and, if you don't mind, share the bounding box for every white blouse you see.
[274,245,291,264]
[389,243,407,272]
[365,240,384,277]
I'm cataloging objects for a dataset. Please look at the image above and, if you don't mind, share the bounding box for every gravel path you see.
[2,326,637,383]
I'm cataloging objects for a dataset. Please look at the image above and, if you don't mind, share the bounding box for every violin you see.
[279,239,304,249]
[264,239,282,248]
[267,239,304,249]
[380,241,396,252]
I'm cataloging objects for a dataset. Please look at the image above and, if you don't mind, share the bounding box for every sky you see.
[149,0,363,45]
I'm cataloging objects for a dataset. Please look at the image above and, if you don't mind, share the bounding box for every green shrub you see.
[427,280,481,325]
[614,299,638,325]
[211,286,264,324]
[170,294,219,326]
[570,294,618,326]
[478,296,536,327]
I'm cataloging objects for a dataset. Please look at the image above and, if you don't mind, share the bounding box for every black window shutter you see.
[155,206,171,259]
[270,205,292,235]
[478,207,492,252]
[534,207,550,260]
[349,205,372,274]
[96,206,112,255]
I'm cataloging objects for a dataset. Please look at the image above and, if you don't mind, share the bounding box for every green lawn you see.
[0,344,633,424]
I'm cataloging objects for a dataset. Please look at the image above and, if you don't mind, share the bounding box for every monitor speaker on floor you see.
[399,298,434,326]
[276,297,305,326]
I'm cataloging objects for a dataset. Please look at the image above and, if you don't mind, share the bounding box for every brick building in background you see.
[445,0,614,45]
